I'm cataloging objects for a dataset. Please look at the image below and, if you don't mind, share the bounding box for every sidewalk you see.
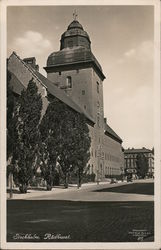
[7,179,153,200]
[7,180,126,200]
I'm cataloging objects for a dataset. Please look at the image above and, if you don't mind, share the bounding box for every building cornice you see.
[44,60,106,81]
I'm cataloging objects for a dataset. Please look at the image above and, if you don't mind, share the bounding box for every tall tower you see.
[44,17,106,180]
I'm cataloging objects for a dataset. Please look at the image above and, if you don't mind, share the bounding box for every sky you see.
[7,5,154,149]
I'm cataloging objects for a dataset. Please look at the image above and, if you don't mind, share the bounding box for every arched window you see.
[66,76,72,88]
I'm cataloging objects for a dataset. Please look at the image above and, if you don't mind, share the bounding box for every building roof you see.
[62,20,90,42]
[45,19,105,81]
[104,122,123,144]
[124,148,153,154]
[8,52,95,125]
[124,148,152,154]
[9,71,25,95]
[45,47,105,80]
[8,52,123,144]
[67,20,83,30]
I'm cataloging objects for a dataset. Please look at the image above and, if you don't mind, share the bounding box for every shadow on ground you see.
[93,183,154,195]
[7,200,154,242]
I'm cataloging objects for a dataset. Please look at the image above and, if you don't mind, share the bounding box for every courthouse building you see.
[8,17,124,181]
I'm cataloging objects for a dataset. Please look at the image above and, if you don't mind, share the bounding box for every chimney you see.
[23,57,39,71]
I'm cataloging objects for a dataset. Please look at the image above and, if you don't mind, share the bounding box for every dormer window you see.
[66,76,72,88]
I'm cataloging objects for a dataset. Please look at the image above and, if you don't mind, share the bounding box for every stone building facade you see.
[124,148,154,178]
[7,18,124,182]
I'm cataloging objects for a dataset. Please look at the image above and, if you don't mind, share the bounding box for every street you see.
[7,179,154,242]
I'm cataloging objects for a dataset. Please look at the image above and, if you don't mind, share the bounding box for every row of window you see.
[90,149,119,163]
[105,154,119,163]
[89,165,120,175]
[125,157,152,167]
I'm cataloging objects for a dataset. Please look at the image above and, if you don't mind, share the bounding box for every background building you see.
[124,147,154,179]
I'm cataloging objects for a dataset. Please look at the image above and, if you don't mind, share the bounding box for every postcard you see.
[0,0,160,249]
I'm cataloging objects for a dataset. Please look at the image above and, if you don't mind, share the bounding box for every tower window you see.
[97,81,99,93]
[66,76,72,88]
[82,90,85,95]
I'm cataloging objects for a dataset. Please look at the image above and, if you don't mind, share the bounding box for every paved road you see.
[7,179,154,242]
[11,179,154,201]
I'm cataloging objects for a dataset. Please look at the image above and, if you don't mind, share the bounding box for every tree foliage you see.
[12,78,42,193]
[7,70,16,160]
[39,97,91,189]
[136,153,149,179]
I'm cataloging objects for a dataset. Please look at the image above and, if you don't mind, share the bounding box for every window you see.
[59,72,61,75]
[27,60,33,64]
[82,90,85,95]
[84,105,86,110]
[66,76,72,88]
[97,81,99,93]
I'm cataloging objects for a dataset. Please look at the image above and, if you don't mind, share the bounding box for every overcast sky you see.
[7,5,154,149]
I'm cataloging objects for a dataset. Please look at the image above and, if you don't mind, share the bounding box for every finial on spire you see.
[73,9,78,21]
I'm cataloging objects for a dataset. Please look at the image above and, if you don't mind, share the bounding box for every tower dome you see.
[60,20,91,50]
[45,17,105,80]
[67,20,83,30]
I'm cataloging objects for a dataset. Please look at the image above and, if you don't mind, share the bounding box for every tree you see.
[39,97,91,189]
[13,78,42,193]
[7,70,16,160]
[39,98,63,190]
[68,113,91,188]
[136,153,149,179]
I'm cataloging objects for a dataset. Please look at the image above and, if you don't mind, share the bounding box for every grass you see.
[7,200,154,242]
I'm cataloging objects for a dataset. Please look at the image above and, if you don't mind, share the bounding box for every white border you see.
[0,0,160,249]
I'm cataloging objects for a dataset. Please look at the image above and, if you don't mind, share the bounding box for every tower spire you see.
[73,9,78,21]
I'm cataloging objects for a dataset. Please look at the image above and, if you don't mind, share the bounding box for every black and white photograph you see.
[0,0,160,249]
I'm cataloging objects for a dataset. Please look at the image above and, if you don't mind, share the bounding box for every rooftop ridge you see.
[9,51,47,89]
